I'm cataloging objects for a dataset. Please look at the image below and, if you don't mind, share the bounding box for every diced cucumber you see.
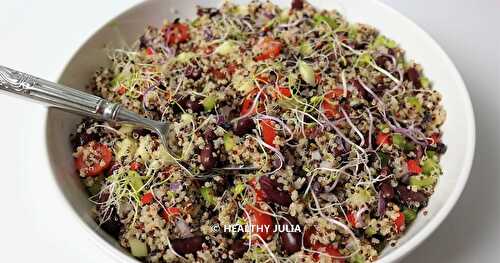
[202,95,217,112]
[409,176,436,188]
[215,41,238,55]
[392,133,406,148]
[298,60,315,86]
[373,35,398,49]
[299,42,313,56]
[422,158,439,175]
[129,238,148,257]
[232,183,246,195]
[201,186,216,206]
[365,226,377,237]
[406,96,422,113]
[128,171,144,193]
[313,14,338,29]
[402,208,417,223]
[224,133,236,151]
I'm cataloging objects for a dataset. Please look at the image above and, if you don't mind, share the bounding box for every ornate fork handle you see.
[0,65,161,129]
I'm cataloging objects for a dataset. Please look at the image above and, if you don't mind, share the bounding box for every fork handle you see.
[0,65,154,127]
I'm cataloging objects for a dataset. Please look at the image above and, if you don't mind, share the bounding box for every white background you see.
[0,0,499,262]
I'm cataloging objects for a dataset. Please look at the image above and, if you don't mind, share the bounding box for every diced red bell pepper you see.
[346,211,357,227]
[311,243,344,262]
[248,178,266,202]
[130,162,141,171]
[146,47,154,56]
[141,192,154,205]
[244,205,274,241]
[260,120,277,147]
[322,89,345,119]
[254,37,282,61]
[394,211,405,233]
[161,207,181,221]
[278,86,292,97]
[376,133,391,146]
[240,88,266,116]
[117,85,127,95]
[407,159,422,174]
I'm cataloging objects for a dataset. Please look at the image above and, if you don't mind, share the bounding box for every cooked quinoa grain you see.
[70,1,447,262]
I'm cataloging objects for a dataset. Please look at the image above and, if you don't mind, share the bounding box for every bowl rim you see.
[46,0,476,262]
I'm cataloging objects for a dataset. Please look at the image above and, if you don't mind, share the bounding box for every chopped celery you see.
[215,41,238,55]
[406,96,422,112]
[232,183,246,195]
[224,133,236,151]
[201,186,216,206]
[373,35,398,49]
[128,171,143,193]
[422,158,439,175]
[202,95,217,111]
[298,60,315,85]
[299,42,313,56]
[176,52,197,63]
[402,208,417,223]
[129,238,148,257]
[313,14,338,29]
[409,176,436,188]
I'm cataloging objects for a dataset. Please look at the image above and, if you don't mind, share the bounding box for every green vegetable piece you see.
[422,158,439,175]
[409,176,436,188]
[365,226,377,237]
[299,42,313,56]
[348,25,358,40]
[87,179,102,196]
[298,60,315,86]
[128,171,143,193]
[224,133,236,151]
[351,253,366,263]
[378,152,389,167]
[215,41,238,55]
[420,77,431,89]
[377,123,390,133]
[406,96,422,112]
[202,95,217,111]
[310,95,323,106]
[357,53,372,66]
[176,52,197,63]
[129,238,148,257]
[232,183,246,195]
[373,35,398,49]
[201,186,217,206]
[313,14,338,29]
[279,9,289,23]
[426,150,437,159]
[392,133,406,148]
[402,208,417,223]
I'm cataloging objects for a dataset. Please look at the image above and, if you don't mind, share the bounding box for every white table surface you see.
[1,0,499,262]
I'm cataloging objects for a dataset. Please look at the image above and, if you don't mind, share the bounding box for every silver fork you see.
[0,65,170,147]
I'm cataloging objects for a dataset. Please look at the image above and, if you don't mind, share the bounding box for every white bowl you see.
[46,0,476,262]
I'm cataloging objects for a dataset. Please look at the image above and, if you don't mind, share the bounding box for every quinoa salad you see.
[71,0,447,262]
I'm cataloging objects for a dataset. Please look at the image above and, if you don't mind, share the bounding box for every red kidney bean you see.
[405,67,421,89]
[278,215,302,255]
[396,185,427,206]
[379,182,395,200]
[179,97,203,113]
[291,0,304,10]
[230,240,248,259]
[200,144,216,170]
[171,236,204,255]
[204,129,217,141]
[233,118,255,136]
[184,65,202,80]
[100,207,123,239]
[259,176,292,206]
